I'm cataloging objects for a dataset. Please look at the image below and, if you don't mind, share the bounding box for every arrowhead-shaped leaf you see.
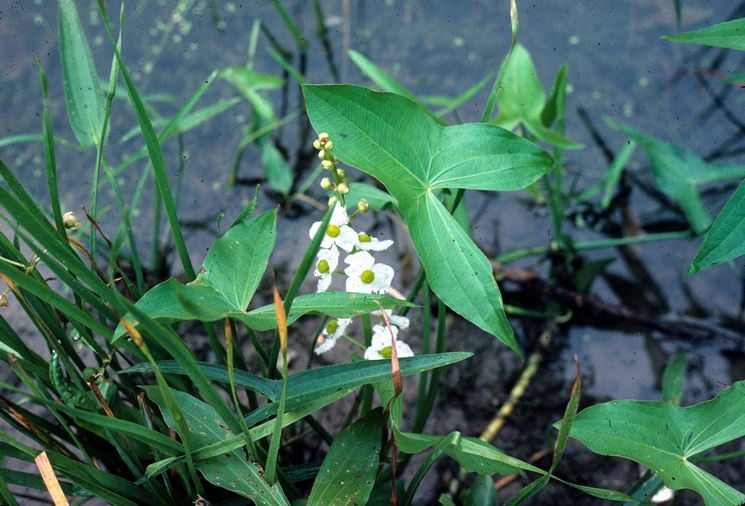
[493,44,580,149]
[566,381,745,505]
[607,118,745,234]
[303,84,553,354]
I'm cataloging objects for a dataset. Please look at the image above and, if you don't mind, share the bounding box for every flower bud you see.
[336,169,346,178]
[321,160,334,170]
[318,132,329,145]
[318,149,327,160]
[357,199,369,213]
[62,212,80,230]
[324,140,334,151]
[313,139,322,150]
[336,182,350,194]
[328,196,338,207]
[320,177,333,190]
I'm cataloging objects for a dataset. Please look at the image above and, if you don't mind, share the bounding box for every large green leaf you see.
[689,178,745,274]
[566,381,745,505]
[607,118,745,234]
[663,18,745,50]
[493,44,579,149]
[307,408,383,505]
[58,0,104,149]
[303,84,553,354]
[145,387,290,506]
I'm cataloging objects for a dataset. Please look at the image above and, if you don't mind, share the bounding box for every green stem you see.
[495,230,693,264]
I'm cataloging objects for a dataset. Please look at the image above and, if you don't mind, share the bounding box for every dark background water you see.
[2,1,745,503]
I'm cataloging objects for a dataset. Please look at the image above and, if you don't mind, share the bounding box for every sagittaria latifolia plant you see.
[3,1,745,505]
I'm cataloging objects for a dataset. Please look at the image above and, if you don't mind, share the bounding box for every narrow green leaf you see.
[307,408,383,505]
[662,352,687,405]
[663,18,745,50]
[689,178,745,274]
[96,2,195,280]
[565,381,745,505]
[601,140,637,210]
[395,430,535,476]
[58,0,104,148]
[242,292,416,331]
[506,360,582,505]
[123,352,472,405]
[349,50,418,102]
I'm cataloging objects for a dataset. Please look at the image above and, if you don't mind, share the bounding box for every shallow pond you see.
[2,1,745,504]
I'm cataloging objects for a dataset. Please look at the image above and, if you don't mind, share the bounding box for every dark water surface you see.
[2,1,745,503]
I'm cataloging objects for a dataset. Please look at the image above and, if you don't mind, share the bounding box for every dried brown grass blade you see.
[35,451,69,506]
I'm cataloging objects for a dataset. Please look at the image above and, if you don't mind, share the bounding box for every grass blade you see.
[95,1,196,280]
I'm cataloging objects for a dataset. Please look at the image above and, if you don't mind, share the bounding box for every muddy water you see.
[2,1,745,503]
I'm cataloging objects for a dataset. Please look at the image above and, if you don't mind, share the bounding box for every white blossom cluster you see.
[308,131,414,360]
[310,204,413,359]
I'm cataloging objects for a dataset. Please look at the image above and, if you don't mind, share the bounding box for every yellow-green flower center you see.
[358,233,372,243]
[317,259,330,274]
[360,269,375,284]
[325,319,338,335]
[380,346,392,359]
[326,224,341,238]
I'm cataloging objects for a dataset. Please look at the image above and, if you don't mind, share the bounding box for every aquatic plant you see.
[1,1,745,505]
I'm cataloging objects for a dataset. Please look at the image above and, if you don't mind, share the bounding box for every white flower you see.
[313,247,339,292]
[344,251,394,294]
[651,486,674,504]
[354,231,393,252]
[371,309,409,329]
[314,318,352,355]
[364,324,414,360]
[309,205,357,252]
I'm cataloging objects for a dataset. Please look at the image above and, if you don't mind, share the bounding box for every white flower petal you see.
[370,263,394,293]
[309,221,321,240]
[395,341,414,358]
[359,238,394,252]
[389,314,410,329]
[346,276,372,293]
[314,336,338,355]
[364,347,383,360]
[345,251,375,270]
[316,274,332,292]
[317,247,339,270]
[371,309,408,329]
[330,205,349,226]
[335,318,353,337]
[371,324,397,350]
[336,225,358,252]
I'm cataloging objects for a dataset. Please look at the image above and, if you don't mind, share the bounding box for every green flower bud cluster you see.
[314,132,350,204]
